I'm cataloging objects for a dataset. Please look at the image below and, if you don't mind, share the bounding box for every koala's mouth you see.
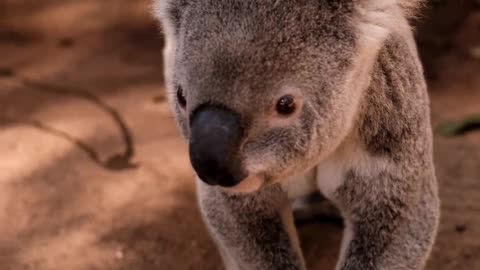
[221,174,266,193]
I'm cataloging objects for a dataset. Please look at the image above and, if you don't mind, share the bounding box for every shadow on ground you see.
[0,1,479,270]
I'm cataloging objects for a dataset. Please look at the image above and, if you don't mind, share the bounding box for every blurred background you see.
[0,0,479,269]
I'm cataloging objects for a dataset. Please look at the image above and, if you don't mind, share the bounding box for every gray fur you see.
[154,0,440,269]
[198,183,305,270]
[359,36,428,162]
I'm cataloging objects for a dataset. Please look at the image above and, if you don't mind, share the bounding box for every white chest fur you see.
[315,156,347,201]
[316,142,389,200]
[282,140,387,201]
[282,169,317,200]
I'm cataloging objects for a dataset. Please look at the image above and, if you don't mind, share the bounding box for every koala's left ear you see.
[360,0,425,17]
[153,0,189,34]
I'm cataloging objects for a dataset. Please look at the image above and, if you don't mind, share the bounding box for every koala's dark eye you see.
[276,95,296,115]
[176,85,187,109]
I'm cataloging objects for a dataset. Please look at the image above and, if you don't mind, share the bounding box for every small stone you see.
[0,67,14,77]
[455,224,467,233]
[115,249,124,260]
[152,95,166,103]
[469,46,480,60]
[58,37,75,48]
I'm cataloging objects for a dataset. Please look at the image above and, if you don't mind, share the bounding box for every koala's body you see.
[154,0,440,269]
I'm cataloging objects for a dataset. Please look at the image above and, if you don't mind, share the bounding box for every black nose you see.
[189,106,247,187]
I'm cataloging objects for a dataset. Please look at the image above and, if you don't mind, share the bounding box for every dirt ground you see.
[0,1,479,270]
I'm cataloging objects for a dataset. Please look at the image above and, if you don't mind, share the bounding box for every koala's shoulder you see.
[359,35,429,162]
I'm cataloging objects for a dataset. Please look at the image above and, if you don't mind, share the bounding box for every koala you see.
[154,0,440,269]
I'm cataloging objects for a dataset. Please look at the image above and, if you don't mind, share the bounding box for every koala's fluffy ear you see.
[397,0,426,17]
[360,0,425,17]
[153,0,189,34]
[355,0,424,49]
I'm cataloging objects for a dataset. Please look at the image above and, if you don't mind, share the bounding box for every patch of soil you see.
[0,1,479,270]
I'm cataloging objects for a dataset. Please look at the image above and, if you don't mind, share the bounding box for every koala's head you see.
[154,0,421,192]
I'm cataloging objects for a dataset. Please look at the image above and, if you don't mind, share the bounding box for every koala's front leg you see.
[197,181,306,270]
[334,170,440,270]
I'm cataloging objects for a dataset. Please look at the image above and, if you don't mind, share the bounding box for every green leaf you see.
[437,114,480,137]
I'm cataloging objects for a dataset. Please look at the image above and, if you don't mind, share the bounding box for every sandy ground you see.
[0,1,479,270]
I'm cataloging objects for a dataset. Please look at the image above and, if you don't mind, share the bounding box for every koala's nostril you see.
[189,106,246,187]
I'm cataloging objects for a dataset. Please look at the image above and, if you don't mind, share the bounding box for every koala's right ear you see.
[153,0,189,35]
